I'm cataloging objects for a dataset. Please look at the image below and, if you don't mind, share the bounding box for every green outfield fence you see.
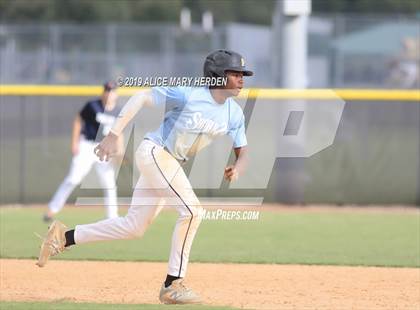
[0,85,419,205]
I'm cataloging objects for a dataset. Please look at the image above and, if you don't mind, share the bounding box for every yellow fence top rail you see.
[0,85,419,101]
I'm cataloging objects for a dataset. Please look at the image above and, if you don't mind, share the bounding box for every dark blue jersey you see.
[80,99,119,142]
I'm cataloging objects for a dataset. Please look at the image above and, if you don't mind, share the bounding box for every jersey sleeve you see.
[151,86,187,108]
[228,105,247,148]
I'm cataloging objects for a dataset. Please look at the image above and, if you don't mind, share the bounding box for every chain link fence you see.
[1,15,418,88]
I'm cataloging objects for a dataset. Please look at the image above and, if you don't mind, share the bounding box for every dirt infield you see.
[1,259,419,309]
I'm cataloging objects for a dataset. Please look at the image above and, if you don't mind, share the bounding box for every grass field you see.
[0,206,419,267]
[1,206,419,310]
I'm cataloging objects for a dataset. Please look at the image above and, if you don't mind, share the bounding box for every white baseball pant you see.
[74,139,203,278]
[48,137,118,219]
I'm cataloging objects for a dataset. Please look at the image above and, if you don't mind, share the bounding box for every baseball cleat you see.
[159,279,202,304]
[36,220,67,267]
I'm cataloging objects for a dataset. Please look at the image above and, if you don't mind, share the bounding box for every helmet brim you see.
[225,67,254,76]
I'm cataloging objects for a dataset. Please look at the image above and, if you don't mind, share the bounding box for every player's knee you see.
[194,204,204,216]
[130,226,146,238]
[180,206,203,226]
[192,207,204,226]
[125,215,150,238]
[125,223,145,239]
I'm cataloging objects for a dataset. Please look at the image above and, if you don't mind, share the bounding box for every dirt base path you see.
[1,259,419,310]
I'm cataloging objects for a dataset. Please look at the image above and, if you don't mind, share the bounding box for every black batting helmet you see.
[203,50,253,78]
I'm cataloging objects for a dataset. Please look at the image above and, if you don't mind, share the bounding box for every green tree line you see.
[1,0,419,24]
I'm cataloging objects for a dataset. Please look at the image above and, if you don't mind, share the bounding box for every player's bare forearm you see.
[117,134,125,156]
[111,134,126,164]
[224,146,248,182]
[233,146,248,175]
[110,89,154,136]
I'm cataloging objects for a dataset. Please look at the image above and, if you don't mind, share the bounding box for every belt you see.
[143,138,187,164]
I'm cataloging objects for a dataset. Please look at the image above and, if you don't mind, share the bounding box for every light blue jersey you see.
[145,86,247,161]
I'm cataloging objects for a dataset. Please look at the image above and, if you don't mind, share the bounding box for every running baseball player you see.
[37,50,252,305]
[43,82,121,222]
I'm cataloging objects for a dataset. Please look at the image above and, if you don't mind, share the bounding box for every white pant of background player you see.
[48,137,118,219]
[75,139,203,278]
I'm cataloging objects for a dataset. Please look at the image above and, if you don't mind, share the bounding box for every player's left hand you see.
[94,132,119,161]
[224,165,239,182]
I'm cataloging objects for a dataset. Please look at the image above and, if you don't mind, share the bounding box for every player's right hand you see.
[94,132,119,161]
